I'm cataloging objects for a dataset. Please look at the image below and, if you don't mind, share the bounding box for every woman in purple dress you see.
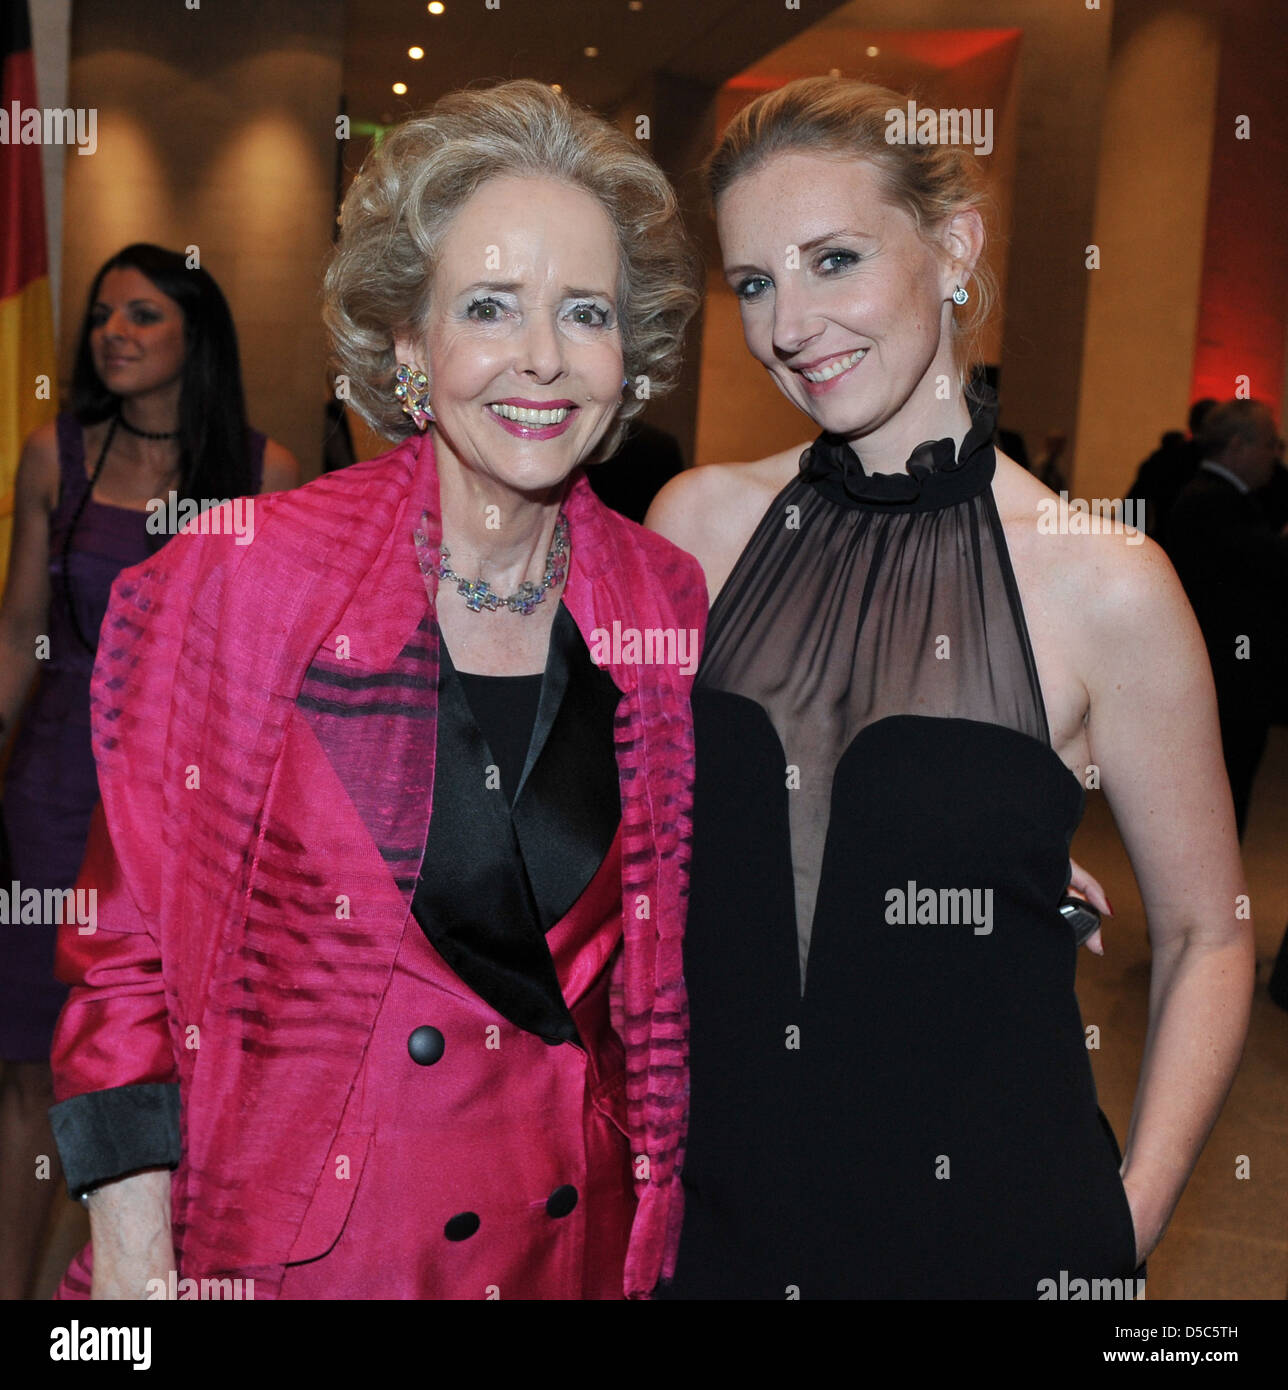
[0,243,297,1297]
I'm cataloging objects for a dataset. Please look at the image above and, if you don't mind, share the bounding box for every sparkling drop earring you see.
[394,363,434,429]
[952,285,970,306]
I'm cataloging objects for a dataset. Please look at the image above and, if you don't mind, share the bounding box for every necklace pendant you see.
[459,577,500,612]
[508,583,545,617]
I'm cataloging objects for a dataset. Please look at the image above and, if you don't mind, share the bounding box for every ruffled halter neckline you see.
[799,386,998,512]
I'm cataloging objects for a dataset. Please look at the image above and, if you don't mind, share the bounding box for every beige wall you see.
[61,0,345,476]
[933,34,1020,372]
[1072,0,1222,500]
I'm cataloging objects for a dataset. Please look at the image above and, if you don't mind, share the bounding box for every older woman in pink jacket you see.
[48,80,702,1301]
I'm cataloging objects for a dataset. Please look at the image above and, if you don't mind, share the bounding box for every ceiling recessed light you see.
[427,1,445,13]
[828,67,841,77]
[629,0,644,9]
[551,83,563,93]
[584,46,599,57]
[866,45,879,57]
[408,46,424,60]
[392,82,408,95]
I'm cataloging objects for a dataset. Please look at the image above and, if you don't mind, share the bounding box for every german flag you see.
[0,0,58,575]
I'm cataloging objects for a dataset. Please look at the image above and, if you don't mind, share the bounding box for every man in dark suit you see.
[1128,398,1216,544]
[1166,399,1288,839]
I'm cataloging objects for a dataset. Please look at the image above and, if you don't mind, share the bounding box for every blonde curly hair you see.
[324,79,700,459]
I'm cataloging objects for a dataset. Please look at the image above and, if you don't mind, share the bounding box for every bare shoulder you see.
[259,439,300,493]
[993,454,1190,644]
[15,420,62,511]
[645,443,808,600]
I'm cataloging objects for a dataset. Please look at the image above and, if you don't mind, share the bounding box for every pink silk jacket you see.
[49,429,706,1298]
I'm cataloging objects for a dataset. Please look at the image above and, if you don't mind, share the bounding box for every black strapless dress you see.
[665,390,1139,1299]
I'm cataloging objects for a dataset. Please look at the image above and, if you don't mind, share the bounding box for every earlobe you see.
[392,331,423,376]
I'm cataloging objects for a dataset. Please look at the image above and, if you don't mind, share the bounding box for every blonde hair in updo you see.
[325,79,700,457]
[706,77,996,387]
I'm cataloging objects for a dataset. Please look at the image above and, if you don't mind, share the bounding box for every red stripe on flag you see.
[0,47,50,301]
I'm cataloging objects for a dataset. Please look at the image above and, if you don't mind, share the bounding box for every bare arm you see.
[1081,538,1254,1264]
[0,425,58,742]
[86,1169,174,1299]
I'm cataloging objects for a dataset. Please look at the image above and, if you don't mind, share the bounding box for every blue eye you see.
[735,275,771,302]
[819,250,860,273]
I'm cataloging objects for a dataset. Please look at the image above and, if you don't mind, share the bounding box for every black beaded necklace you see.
[115,411,180,442]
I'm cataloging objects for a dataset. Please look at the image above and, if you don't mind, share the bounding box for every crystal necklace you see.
[438,512,569,615]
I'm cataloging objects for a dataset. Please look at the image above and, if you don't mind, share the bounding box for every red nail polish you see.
[1106,898,1115,916]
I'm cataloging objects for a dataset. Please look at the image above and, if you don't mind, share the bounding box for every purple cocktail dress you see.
[0,413,264,1059]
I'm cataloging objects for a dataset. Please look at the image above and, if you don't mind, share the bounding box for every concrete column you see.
[1071,0,1222,499]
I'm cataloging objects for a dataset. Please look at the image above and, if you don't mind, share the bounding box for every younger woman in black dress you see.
[648,78,1253,1298]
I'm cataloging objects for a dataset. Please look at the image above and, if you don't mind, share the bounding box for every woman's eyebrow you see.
[455,281,614,301]
[457,280,522,295]
[726,228,877,277]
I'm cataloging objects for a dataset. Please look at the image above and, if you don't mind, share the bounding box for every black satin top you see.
[412,604,623,1044]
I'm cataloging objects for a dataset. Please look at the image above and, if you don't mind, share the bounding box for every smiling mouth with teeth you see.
[488,403,572,426]
[799,349,867,383]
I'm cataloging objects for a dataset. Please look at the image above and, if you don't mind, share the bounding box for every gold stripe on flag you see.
[0,274,57,575]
